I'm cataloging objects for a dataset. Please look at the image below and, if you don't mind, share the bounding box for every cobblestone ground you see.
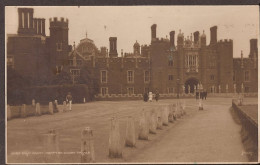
[6,97,257,163]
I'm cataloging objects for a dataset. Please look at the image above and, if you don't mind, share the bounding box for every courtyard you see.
[7,97,257,163]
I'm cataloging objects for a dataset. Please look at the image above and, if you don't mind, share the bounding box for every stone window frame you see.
[168,74,174,81]
[144,70,150,83]
[168,87,174,94]
[127,70,134,83]
[7,56,14,69]
[244,70,250,82]
[70,69,80,76]
[101,87,108,96]
[127,87,134,95]
[210,75,215,81]
[56,42,63,51]
[100,70,108,83]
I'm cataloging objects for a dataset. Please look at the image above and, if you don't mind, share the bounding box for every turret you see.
[193,31,200,45]
[49,17,69,74]
[133,40,140,55]
[109,37,118,57]
[210,26,217,45]
[200,30,206,47]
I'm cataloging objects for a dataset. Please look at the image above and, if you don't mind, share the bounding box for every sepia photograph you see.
[5,5,259,163]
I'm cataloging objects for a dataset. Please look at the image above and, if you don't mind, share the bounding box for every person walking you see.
[155,90,159,102]
[66,92,73,111]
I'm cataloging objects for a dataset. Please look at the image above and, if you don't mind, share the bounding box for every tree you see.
[51,70,72,85]
[7,67,31,105]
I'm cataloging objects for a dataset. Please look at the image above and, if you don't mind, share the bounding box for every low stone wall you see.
[7,102,58,121]
[232,99,258,161]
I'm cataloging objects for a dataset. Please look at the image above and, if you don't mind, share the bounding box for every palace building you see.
[7,8,258,99]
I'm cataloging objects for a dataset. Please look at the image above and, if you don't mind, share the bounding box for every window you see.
[127,87,134,95]
[144,70,150,83]
[69,60,73,66]
[168,75,174,81]
[77,60,82,66]
[210,75,215,80]
[70,69,80,76]
[101,70,107,83]
[56,43,62,51]
[168,60,173,66]
[101,87,108,96]
[7,56,14,68]
[127,70,134,83]
[244,71,250,81]
[168,87,174,94]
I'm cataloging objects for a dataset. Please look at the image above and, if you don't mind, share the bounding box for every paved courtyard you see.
[7,97,257,163]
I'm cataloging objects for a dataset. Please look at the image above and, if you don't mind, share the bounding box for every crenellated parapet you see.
[49,17,69,29]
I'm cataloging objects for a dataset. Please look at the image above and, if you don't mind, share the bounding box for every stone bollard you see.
[199,99,203,110]
[81,127,95,163]
[7,105,11,120]
[149,110,157,134]
[83,97,86,103]
[53,100,59,113]
[32,99,35,106]
[36,103,41,116]
[49,102,54,115]
[162,106,169,126]
[43,129,60,163]
[21,104,27,118]
[168,105,174,123]
[157,116,163,129]
[138,110,149,140]
[109,117,122,158]
[125,116,136,147]
[63,101,67,112]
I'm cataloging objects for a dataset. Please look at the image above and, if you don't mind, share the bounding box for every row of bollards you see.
[108,101,186,159]
[25,101,186,163]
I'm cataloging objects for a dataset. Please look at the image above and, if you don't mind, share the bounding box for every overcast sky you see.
[5,6,259,57]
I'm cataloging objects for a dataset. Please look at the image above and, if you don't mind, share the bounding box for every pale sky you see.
[5,6,259,57]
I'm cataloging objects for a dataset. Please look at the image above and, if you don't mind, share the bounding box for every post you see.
[138,110,149,140]
[21,104,27,118]
[81,127,95,163]
[109,117,122,158]
[43,129,60,163]
[7,105,11,120]
[125,116,136,147]
[162,106,169,126]
[32,99,35,106]
[49,102,53,115]
[36,103,41,116]
[149,109,157,134]
[62,101,66,112]
[83,97,86,103]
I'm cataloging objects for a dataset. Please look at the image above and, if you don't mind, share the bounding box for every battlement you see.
[218,39,233,43]
[49,17,69,28]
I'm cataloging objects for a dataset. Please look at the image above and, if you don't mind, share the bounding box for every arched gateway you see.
[185,78,199,94]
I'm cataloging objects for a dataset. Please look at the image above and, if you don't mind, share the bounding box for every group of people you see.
[195,90,207,100]
[143,91,160,102]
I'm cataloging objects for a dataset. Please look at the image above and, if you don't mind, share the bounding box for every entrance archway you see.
[185,78,199,94]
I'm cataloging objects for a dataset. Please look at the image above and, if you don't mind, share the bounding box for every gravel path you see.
[127,99,249,163]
